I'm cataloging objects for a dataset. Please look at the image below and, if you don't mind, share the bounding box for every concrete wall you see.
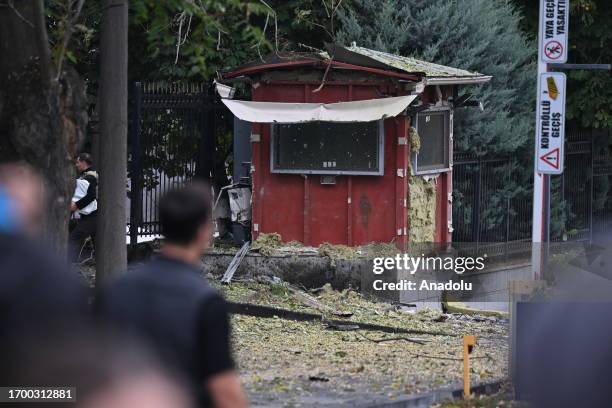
[202,252,366,289]
[203,251,531,312]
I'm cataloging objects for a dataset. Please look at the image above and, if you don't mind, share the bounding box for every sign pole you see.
[532,58,548,280]
[532,0,569,280]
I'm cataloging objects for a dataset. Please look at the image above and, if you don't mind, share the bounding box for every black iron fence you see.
[128,82,231,245]
[452,152,532,257]
[453,127,612,257]
[591,128,612,236]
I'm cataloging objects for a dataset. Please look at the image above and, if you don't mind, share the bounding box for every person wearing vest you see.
[96,183,248,408]
[69,152,98,262]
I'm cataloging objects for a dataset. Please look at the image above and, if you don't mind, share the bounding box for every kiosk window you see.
[272,121,384,175]
[412,109,451,174]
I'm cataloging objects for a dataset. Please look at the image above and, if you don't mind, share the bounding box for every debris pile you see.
[217,278,508,406]
[317,243,358,266]
[247,233,403,263]
[250,232,283,256]
[407,174,437,243]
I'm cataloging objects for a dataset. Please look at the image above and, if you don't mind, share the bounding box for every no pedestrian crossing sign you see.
[536,72,566,174]
[539,0,569,63]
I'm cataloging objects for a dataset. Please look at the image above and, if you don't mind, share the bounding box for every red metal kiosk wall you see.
[248,80,451,247]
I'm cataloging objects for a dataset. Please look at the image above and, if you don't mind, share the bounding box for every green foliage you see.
[46,2,95,63]
[129,0,272,81]
[337,0,537,156]
[46,1,275,83]
[512,0,612,237]
[550,177,575,241]
[46,1,101,99]
[138,107,201,189]
[561,0,612,129]
[266,0,353,51]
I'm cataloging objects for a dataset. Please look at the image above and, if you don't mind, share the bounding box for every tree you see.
[0,0,87,255]
[337,0,538,240]
[96,0,128,282]
[337,0,536,156]
[266,0,353,51]
[128,0,273,81]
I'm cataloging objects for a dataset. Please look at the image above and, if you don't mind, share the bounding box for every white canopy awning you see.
[221,95,418,123]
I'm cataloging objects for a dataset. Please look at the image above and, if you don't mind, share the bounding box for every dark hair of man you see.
[77,153,93,166]
[159,183,212,245]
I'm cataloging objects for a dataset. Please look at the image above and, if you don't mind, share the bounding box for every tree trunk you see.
[97,0,128,283]
[0,1,87,256]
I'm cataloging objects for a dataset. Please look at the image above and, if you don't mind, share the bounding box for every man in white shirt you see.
[69,153,98,262]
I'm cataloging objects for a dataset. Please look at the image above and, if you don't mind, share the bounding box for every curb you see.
[357,380,504,408]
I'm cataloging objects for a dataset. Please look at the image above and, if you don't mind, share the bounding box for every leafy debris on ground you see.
[317,243,358,266]
[250,233,284,256]
[243,232,404,263]
[216,279,509,407]
[432,384,527,408]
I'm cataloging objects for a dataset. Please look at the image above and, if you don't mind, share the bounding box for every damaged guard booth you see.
[220,44,490,248]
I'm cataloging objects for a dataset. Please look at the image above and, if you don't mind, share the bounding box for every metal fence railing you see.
[452,152,532,258]
[127,82,231,245]
[452,127,612,258]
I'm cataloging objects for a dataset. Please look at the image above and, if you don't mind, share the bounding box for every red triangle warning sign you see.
[540,148,560,170]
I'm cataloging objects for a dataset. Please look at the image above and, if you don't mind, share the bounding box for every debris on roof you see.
[344,45,482,78]
[222,44,491,85]
[338,44,491,85]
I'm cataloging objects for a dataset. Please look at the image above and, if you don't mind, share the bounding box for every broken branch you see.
[357,332,428,346]
[286,284,353,317]
[312,55,333,93]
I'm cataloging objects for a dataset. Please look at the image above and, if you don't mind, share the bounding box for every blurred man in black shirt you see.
[0,162,87,345]
[97,183,247,408]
